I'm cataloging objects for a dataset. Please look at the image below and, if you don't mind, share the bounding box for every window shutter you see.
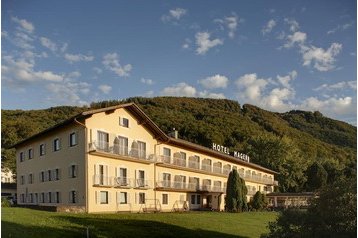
[108,192,112,204]
[127,193,131,204]
[74,165,78,178]
[58,168,61,180]
[105,165,109,185]
[69,191,72,203]
[96,191,101,204]
[68,166,72,178]
[58,192,61,203]
[117,192,121,204]
[135,192,138,204]
[75,191,79,203]
[134,170,138,187]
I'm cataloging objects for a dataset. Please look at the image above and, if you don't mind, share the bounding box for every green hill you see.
[2,97,356,192]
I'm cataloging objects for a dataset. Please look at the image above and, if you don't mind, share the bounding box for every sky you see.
[1,0,357,124]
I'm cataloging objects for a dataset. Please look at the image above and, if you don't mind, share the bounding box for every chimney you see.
[168,128,178,139]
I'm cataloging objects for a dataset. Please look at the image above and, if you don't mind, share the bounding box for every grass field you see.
[1,207,277,238]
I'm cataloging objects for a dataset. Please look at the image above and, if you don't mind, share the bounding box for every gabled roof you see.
[11,103,168,148]
[11,103,278,174]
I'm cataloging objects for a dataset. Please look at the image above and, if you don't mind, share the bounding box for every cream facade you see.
[15,103,278,213]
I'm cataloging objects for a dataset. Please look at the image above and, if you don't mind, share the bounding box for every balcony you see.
[157,154,276,185]
[188,160,200,170]
[89,141,155,162]
[134,178,151,189]
[201,163,212,172]
[113,177,133,188]
[93,175,151,189]
[93,175,113,187]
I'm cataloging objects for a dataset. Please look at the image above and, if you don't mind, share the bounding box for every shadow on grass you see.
[1,220,86,238]
[55,215,249,238]
[2,214,249,238]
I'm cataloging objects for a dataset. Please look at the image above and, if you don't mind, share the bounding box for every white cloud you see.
[214,13,241,39]
[60,43,68,53]
[46,80,90,106]
[162,8,187,22]
[277,70,297,89]
[161,82,197,97]
[67,71,81,79]
[327,22,354,34]
[262,19,276,35]
[301,96,354,115]
[98,84,112,94]
[300,43,342,71]
[2,55,64,84]
[284,18,300,32]
[93,67,103,74]
[198,91,226,99]
[314,81,356,91]
[64,53,94,63]
[11,17,34,33]
[102,53,132,77]
[284,31,307,48]
[199,74,228,89]
[40,37,57,52]
[182,38,191,49]
[235,73,269,101]
[11,31,34,50]
[195,32,223,55]
[235,72,297,112]
[140,78,154,85]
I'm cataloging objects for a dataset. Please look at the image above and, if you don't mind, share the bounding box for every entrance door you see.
[207,195,212,209]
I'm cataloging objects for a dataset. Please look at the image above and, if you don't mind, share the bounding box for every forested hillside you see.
[2,97,356,192]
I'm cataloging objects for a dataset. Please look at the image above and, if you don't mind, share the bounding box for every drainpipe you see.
[74,118,88,213]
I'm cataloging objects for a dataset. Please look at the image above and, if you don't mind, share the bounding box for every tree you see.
[247,134,308,192]
[250,191,268,211]
[305,162,328,191]
[263,176,357,238]
[225,169,248,212]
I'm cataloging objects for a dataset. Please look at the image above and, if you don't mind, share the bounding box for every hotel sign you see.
[212,143,250,163]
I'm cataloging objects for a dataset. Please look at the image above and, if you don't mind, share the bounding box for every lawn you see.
[2,207,277,238]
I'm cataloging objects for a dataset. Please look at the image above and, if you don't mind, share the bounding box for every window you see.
[69,132,77,147]
[28,174,33,184]
[120,117,129,128]
[20,175,25,185]
[55,168,60,180]
[118,168,127,186]
[20,194,25,203]
[119,192,127,204]
[136,170,145,187]
[28,148,33,159]
[70,165,77,178]
[163,173,171,187]
[40,144,46,156]
[55,192,60,203]
[40,193,45,203]
[163,148,171,163]
[54,138,60,151]
[19,152,25,162]
[100,191,108,204]
[48,192,52,203]
[139,192,145,204]
[180,152,186,160]
[48,170,52,181]
[29,193,33,203]
[40,171,45,182]
[190,195,201,205]
[116,136,128,155]
[97,131,109,151]
[137,141,146,159]
[70,190,77,203]
[162,194,168,205]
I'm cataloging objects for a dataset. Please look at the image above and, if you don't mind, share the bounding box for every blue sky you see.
[1,0,357,124]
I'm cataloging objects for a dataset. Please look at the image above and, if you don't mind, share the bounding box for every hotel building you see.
[14,103,278,213]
